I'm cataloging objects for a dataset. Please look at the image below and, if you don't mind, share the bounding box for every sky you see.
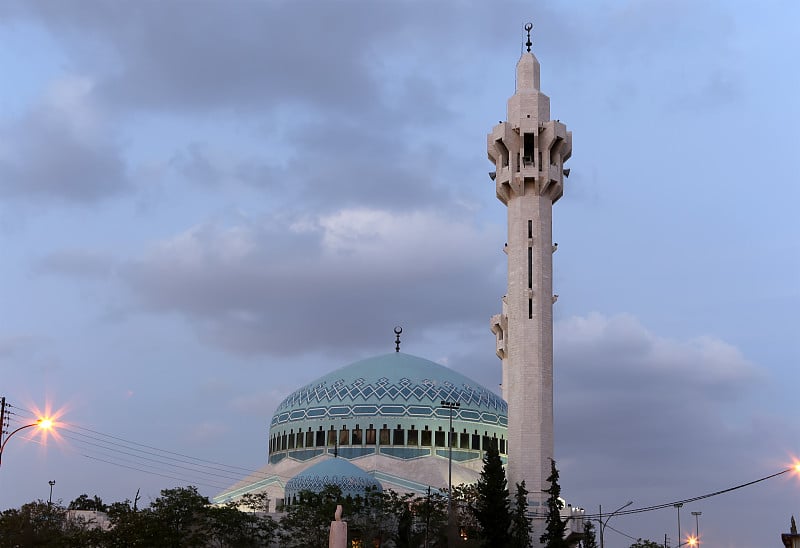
[0,0,798,546]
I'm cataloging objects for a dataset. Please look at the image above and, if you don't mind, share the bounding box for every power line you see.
[582,467,793,520]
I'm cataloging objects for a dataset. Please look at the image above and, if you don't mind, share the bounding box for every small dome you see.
[284,457,382,502]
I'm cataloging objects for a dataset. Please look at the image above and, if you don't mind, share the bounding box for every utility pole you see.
[674,503,683,547]
[0,397,6,447]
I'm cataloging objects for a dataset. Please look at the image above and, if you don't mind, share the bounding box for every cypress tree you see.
[583,520,598,548]
[509,480,532,548]
[540,459,568,548]
[473,439,511,547]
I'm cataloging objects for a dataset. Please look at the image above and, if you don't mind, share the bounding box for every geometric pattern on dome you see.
[272,402,507,427]
[285,473,381,498]
[276,377,507,414]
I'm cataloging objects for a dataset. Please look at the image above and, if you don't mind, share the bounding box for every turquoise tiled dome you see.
[284,457,382,502]
[268,353,508,464]
[273,352,506,424]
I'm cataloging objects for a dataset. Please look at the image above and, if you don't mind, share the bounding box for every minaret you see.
[488,23,571,525]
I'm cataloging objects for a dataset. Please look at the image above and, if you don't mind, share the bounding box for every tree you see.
[582,521,598,548]
[415,486,448,547]
[473,439,511,547]
[148,486,212,547]
[67,493,108,512]
[510,480,533,548]
[279,485,344,548]
[510,481,532,548]
[0,500,67,547]
[348,486,399,546]
[69,493,107,511]
[395,505,414,548]
[629,540,662,548]
[452,483,480,541]
[540,459,568,548]
[206,502,277,548]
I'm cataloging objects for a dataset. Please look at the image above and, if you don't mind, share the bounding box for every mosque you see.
[214,24,582,543]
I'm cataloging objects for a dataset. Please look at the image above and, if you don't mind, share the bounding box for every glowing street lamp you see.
[0,418,54,467]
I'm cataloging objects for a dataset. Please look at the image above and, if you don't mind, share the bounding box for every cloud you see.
[550,313,779,509]
[32,249,115,279]
[0,76,129,203]
[122,207,502,357]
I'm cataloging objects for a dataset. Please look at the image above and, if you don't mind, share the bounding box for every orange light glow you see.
[687,536,698,546]
[27,400,68,447]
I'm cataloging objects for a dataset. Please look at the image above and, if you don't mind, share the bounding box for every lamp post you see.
[691,511,702,546]
[0,419,52,467]
[599,500,633,548]
[674,503,684,548]
[48,480,56,506]
[440,400,460,547]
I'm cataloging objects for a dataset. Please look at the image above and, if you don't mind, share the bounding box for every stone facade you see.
[488,47,572,532]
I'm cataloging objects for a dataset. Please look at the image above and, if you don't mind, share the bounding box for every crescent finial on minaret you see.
[524,22,533,52]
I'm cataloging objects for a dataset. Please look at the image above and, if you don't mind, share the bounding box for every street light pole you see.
[48,480,56,506]
[0,419,52,467]
[674,503,684,547]
[440,400,460,547]
[691,511,702,546]
[599,500,633,548]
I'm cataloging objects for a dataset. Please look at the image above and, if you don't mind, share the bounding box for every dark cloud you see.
[122,209,502,357]
[0,78,129,203]
[6,0,506,116]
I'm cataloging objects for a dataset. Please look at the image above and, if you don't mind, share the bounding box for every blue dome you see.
[268,352,508,465]
[284,457,382,501]
[272,352,506,426]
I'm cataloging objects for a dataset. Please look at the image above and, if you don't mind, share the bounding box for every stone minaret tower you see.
[488,25,571,524]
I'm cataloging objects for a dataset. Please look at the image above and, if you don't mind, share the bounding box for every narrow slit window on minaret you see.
[528,220,532,239]
[529,299,533,319]
[528,247,532,289]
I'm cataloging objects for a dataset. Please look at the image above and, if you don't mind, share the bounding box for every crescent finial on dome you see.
[394,326,403,352]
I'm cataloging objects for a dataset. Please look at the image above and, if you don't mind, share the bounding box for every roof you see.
[284,457,382,499]
[271,352,507,428]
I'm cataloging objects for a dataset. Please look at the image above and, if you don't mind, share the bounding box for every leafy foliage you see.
[540,459,568,548]
[473,439,511,547]
[629,539,662,548]
[69,493,107,512]
[0,500,67,547]
[278,485,343,548]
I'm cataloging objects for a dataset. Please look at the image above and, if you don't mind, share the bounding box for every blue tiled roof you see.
[272,353,507,427]
[285,457,382,499]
